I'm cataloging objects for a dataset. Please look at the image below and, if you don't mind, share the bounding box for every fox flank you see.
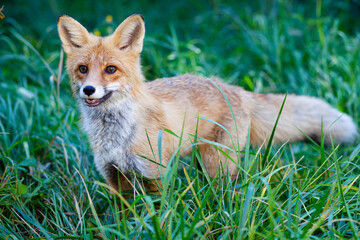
[57,14,358,194]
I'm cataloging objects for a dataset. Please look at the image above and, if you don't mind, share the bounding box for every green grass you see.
[1,0,360,239]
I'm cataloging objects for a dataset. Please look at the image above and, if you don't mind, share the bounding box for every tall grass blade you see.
[263,94,287,163]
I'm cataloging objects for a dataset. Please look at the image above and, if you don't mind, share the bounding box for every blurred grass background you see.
[0,0,360,239]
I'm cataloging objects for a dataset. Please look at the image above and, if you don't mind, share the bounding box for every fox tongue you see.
[84,92,113,107]
[85,99,100,105]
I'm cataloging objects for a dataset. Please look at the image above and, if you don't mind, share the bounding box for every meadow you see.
[0,0,360,239]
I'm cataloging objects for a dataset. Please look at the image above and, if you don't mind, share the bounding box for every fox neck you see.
[82,95,136,144]
[79,84,157,177]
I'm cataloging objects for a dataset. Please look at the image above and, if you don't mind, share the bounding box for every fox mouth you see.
[85,92,113,107]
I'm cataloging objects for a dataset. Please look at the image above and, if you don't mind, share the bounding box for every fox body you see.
[58,14,358,192]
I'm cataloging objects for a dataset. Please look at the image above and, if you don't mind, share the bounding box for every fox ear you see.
[57,15,90,53]
[111,14,145,54]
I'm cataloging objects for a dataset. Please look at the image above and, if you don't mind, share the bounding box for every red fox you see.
[57,14,358,194]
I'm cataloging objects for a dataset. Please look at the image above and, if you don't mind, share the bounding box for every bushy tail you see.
[248,92,358,146]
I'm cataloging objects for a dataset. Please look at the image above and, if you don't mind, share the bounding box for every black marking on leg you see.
[105,162,124,191]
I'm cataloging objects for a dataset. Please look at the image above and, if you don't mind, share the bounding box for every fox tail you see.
[248,93,358,146]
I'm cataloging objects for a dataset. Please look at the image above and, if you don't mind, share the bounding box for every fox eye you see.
[79,65,88,74]
[105,65,117,74]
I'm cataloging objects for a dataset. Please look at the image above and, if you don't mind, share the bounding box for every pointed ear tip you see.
[57,14,72,24]
[130,14,145,22]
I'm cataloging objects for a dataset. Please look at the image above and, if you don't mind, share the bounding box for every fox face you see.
[57,14,146,107]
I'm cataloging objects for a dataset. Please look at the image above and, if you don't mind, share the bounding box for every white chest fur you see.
[80,100,147,179]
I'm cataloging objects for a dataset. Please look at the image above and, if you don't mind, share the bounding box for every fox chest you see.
[81,106,143,177]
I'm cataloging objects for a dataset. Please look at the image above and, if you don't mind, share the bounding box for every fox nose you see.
[83,86,96,96]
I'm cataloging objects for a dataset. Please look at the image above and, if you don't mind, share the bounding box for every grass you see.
[1,0,360,239]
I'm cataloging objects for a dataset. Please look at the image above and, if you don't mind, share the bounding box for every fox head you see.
[57,14,145,107]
